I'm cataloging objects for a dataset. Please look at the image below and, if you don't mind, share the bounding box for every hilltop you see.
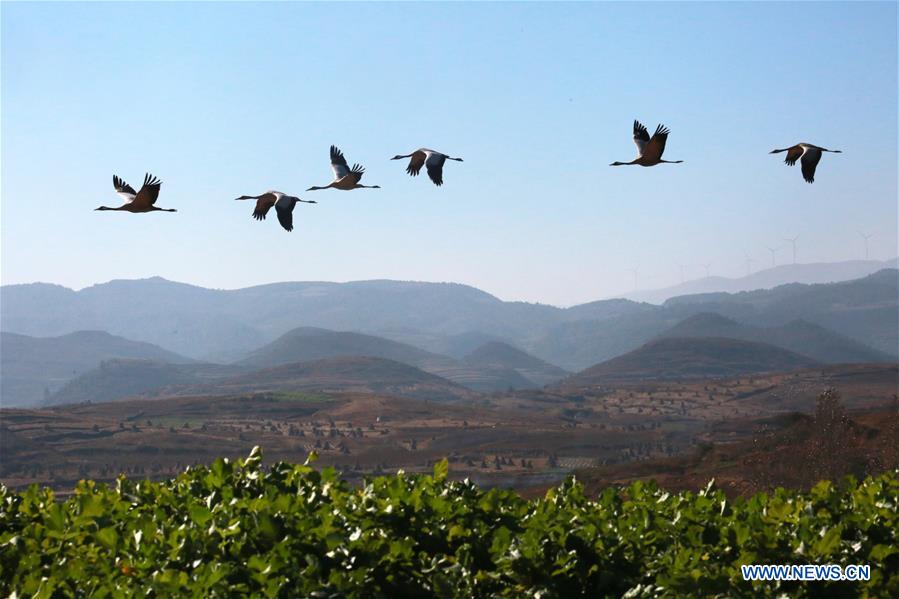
[2,268,895,372]
[237,327,533,392]
[564,337,821,385]
[658,313,892,364]
[462,341,568,387]
[1,331,194,407]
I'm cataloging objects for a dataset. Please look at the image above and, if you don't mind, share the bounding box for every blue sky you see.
[2,1,896,306]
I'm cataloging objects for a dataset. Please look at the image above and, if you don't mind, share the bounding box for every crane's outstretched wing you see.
[643,124,670,162]
[406,150,427,176]
[113,175,137,202]
[425,153,447,186]
[800,148,821,183]
[783,145,804,166]
[131,173,162,208]
[633,120,650,157]
[330,145,351,181]
[348,163,365,184]
[253,193,277,220]
[275,202,294,231]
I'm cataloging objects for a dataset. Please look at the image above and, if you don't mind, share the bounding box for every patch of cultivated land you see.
[1,364,896,493]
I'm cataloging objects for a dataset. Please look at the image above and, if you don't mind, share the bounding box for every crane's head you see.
[390,155,406,160]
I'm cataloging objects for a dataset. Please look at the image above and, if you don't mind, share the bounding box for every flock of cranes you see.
[96,120,842,232]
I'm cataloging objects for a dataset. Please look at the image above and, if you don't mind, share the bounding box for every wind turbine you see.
[783,235,799,264]
[765,245,780,268]
[744,253,755,276]
[701,263,712,278]
[676,263,687,284]
[858,231,874,260]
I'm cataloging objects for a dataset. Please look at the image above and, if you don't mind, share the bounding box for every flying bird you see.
[306,145,381,191]
[390,149,463,186]
[610,121,684,167]
[769,143,842,183]
[95,173,176,212]
[234,191,316,232]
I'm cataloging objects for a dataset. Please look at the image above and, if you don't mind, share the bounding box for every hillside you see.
[238,327,533,392]
[238,327,455,370]
[565,337,821,384]
[2,268,896,371]
[44,359,240,406]
[1,331,194,408]
[659,313,892,364]
[662,269,899,356]
[623,258,899,304]
[204,356,478,402]
[462,341,568,387]
[573,407,899,498]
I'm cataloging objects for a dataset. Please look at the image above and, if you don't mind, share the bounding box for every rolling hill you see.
[622,258,899,304]
[1,331,194,408]
[564,337,821,385]
[2,267,896,371]
[238,327,534,392]
[658,313,892,364]
[44,359,239,406]
[238,327,455,370]
[198,356,478,402]
[47,356,478,405]
[462,341,569,387]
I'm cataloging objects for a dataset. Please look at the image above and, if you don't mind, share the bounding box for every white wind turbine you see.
[765,245,780,268]
[858,231,874,260]
[783,235,799,264]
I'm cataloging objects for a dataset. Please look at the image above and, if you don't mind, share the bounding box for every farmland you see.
[2,364,896,496]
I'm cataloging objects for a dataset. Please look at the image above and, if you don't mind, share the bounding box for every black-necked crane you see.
[610,120,684,167]
[390,149,463,186]
[306,145,381,191]
[769,143,842,183]
[95,174,176,212]
[234,191,316,232]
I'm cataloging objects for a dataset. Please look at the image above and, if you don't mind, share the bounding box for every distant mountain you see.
[658,313,892,364]
[238,327,534,392]
[1,331,194,408]
[205,356,478,403]
[564,337,821,385]
[622,259,899,304]
[45,359,238,406]
[238,327,455,370]
[3,268,896,373]
[462,341,569,387]
[663,269,899,357]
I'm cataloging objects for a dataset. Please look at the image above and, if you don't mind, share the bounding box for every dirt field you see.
[2,364,896,493]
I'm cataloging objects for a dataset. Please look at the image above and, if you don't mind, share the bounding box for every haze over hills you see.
[196,356,478,403]
[1,331,194,408]
[1,266,895,375]
[564,337,821,386]
[47,356,478,406]
[45,359,240,407]
[462,341,569,387]
[661,269,899,357]
[238,327,458,371]
[658,313,893,364]
[622,258,899,304]
[237,327,535,392]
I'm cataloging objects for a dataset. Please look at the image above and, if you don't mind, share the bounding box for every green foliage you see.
[1,448,896,597]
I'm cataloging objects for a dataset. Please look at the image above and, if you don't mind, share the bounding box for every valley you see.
[3,363,895,495]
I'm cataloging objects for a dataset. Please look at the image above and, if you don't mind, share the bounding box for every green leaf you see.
[433,458,449,483]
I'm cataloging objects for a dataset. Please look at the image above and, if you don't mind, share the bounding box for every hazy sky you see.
[2,2,896,306]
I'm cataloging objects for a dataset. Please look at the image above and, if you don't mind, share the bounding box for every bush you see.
[1,448,897,597]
